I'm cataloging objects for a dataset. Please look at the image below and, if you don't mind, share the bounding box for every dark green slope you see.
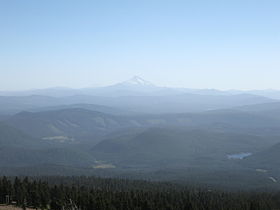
[6,107,280,143]
[0,123,39,148]
[0,146,95,167]
[92,128,279,168]
[0,122,96,167]
[5,108,133,142]
[243,142,280,170]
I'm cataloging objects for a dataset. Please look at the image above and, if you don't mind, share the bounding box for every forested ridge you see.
[0,176,280,210]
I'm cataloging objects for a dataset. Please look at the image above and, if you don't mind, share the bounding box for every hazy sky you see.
[0,0,279,91]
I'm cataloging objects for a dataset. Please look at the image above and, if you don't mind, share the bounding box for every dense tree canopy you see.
[0,176,279,210]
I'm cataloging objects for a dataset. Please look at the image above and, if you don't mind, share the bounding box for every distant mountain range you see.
[0,76,279,115]
[1,76,280,99]
[0,91,277,115]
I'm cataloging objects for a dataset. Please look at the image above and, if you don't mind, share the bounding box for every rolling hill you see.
[5,108,134,143]
[0,122,96,167]
[0,123,39,148]
[243,142,280,170]
[91,127,280,168]
[5,107,280,144]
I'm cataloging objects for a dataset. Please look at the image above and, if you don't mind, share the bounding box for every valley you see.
[0,79,280,189]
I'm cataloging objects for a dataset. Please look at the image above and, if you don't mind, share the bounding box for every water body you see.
[227,152,252,160]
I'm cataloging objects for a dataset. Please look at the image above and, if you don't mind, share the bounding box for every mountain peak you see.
[122,76,154,86]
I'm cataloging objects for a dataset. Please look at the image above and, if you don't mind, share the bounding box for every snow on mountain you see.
[119,76,155,86]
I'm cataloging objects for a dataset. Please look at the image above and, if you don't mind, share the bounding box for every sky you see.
[0,0,279,91]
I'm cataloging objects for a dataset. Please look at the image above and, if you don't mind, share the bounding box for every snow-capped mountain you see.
[119,76,155,86]
[90,76,162,96]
